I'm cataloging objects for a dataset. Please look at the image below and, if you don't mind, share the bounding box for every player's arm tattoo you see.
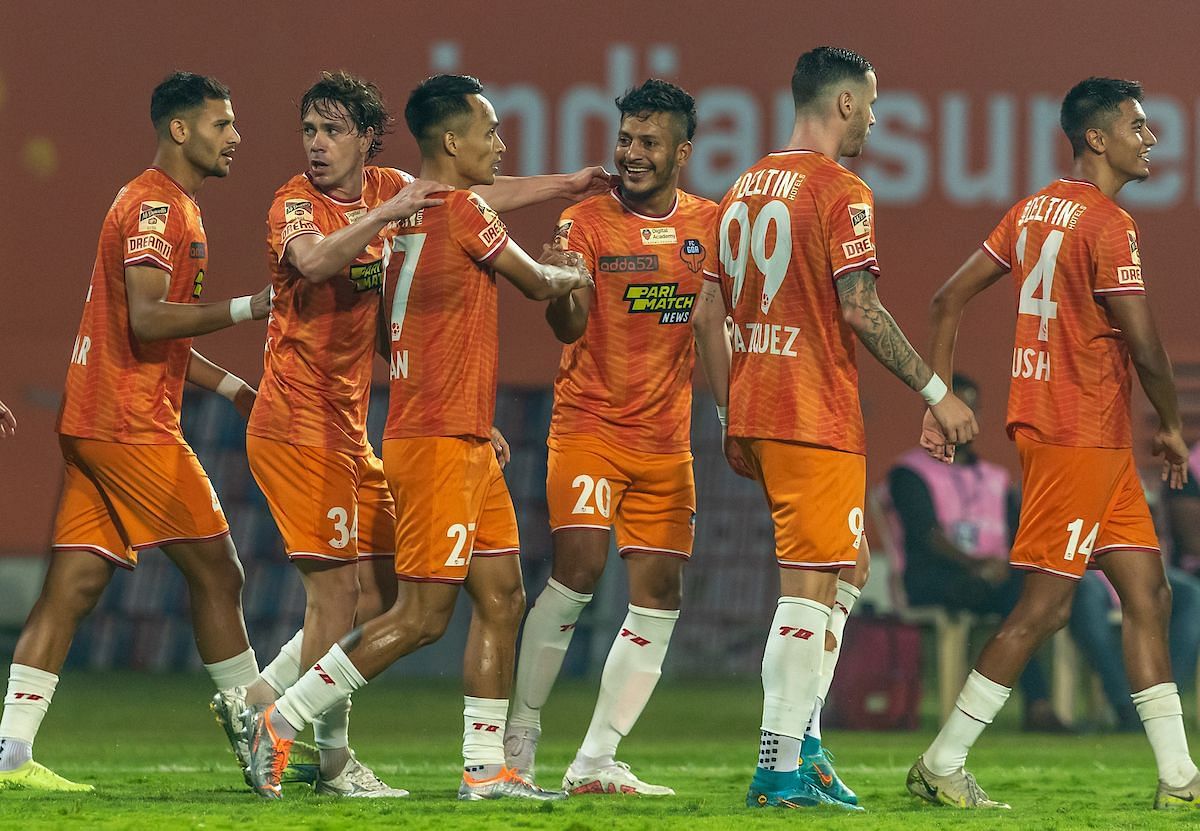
[836,270,933,391]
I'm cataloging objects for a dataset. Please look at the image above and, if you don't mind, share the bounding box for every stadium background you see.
[0,0,1197,690]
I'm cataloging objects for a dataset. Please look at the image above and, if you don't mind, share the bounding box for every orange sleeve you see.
[825,178,880,280]
[982,208,1014,271]
[122,195,184,273]
[1093,214,1145,297]
[553,206,596,269]
[269,192,322,263]
[454,193,510,263]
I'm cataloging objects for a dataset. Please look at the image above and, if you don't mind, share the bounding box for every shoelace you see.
[345,760,387,790]
[962,771,989,805]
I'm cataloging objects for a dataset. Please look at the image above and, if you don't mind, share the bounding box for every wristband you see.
[716,405,728,428]
[919,374,948,406]
[230,295,254,323]
[216,374,245,401]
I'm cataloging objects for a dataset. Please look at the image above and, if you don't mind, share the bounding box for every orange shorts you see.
[738,438,866,571]
[547,434,695,559]
[52,435,229,569]
[247,436,396,563]
[383,437,520,583]
[1011,432,1159,580]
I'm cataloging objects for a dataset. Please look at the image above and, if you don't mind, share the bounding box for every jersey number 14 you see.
[1015,227,1063,342]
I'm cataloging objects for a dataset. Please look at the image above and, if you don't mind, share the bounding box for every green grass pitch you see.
[0,672,1192,829]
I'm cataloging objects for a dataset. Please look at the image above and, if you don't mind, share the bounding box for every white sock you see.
[204,647,258,692]
[576,604,679,766]
[0,665,57,770]
[463,696,508,770]
[924,670,1011,776]
[760,597,831,773]
[275,645,366,732]
[260,630,304,696]
[1133,683,1200,788]
[313,695,351,751]
[509,578,592,731]
[759,730,802,772]
[806,580,860,741]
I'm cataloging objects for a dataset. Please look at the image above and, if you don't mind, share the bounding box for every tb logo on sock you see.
[620,628,651,647]
[313,665,336,685]
[777,626,814,640]
[471,723,500,732]
[12,693,44,701]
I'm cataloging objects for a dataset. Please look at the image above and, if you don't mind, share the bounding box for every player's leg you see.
[745,440,863,811]
[799,544,867,804]
[1099,466,1200,810]
[506,439,625,775]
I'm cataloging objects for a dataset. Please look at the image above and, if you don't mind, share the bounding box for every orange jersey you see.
[983,178,1144,448]
[58,168,209,444]
[248,166,412,454]
[714,150,879,454]
[381,190,510,442]
[549,189,717,453]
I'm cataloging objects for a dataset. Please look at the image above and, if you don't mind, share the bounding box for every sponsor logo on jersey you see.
[1127,230,1141,265]
[478,218,507,248]
[349,258,384,293]
[189,241,206,259]
[622,282,695,324]
[344,208,368,224]
[553,219,574,249]
[471,196,501,226]
[841,235,875,258]
[598,254,658,273]
[1117,266,1144,286]
[127,233,174,261]
[284,199,314,221]
[138,201,170,233]
[192,269,205,299]
[680,238,706,273]
[640,226,677,245]
[847,203,871,236]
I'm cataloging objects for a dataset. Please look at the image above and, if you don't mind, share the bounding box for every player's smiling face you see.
[452,95,505,187]
[183,98,240,178]
[1106,99,1157,182]
[302,101,372,196]
[614,111,690,208]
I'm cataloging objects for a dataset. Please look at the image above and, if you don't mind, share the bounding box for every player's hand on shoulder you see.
[723,432,756,480]
[929,392,978,447]
[1154,426,1190,490]
[375,179,452,222]
[250,285,273,321]
[0,399,15,438]
[233,384,257,421]
[563,166,616,202]
[919,408,955,463]
[490,426,511,469]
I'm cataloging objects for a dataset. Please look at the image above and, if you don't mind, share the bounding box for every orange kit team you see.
[502,79,715,797]
[0,73,271,792]
[213,71,610,798]
[243,73,593,802]
[692,47,976,812]
[907,77,1199,812]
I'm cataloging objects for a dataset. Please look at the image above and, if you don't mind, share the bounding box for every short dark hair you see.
[1060,77,1144,157]
[615,79,697,142]
[405,74,485,154]
[150,72,230,134]
[300,71,392,160]
[791,46,874,111]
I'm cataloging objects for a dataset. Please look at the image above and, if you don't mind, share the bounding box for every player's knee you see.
[552,559,604,595]
[50,570,109,619]
[477,581,526,628]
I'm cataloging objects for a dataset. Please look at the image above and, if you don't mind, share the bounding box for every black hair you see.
[615,78,697,142]
[1060,77,1144,157]
[404,74,485,154]
[791,46,873,111]
[301,71,392,159]
[150,72,230,134]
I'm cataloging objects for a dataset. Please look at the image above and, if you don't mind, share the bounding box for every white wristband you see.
[716,405,728,428]
[919,374,948,406]
[229,295,254,323]
[215,374,245,401]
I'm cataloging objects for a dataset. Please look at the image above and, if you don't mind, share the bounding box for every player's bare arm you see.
[1105,293,1189,488]
[476,166,613,211]
[186,348,256,420]
[125,266,271,342]
[691,280,753,479]
[286,179,450,283]
[0,398,15,438]
[542,245,594,343]
[492,241,594,301]
[836,269,978,447]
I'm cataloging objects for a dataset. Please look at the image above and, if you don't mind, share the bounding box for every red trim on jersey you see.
[702,269,720,282]
[124,252,173,272]
[472,547,520,558]
[132,528,230,551]
[397,574,466,585]
[478,235,509,264]
[278,229,325,263]
[832,259,880,280]
[981,241,1011,270]
[777,559,859,571]
[1093,544,1161,556]
[618,545,691,560]
[53,543,135,570]
[611,188,680,221]
[1009,562,1082,581]
[1093,286,1146,296]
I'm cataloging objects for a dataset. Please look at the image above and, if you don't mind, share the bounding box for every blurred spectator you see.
[886,374,1065,731]
[1165,443,1200,576]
